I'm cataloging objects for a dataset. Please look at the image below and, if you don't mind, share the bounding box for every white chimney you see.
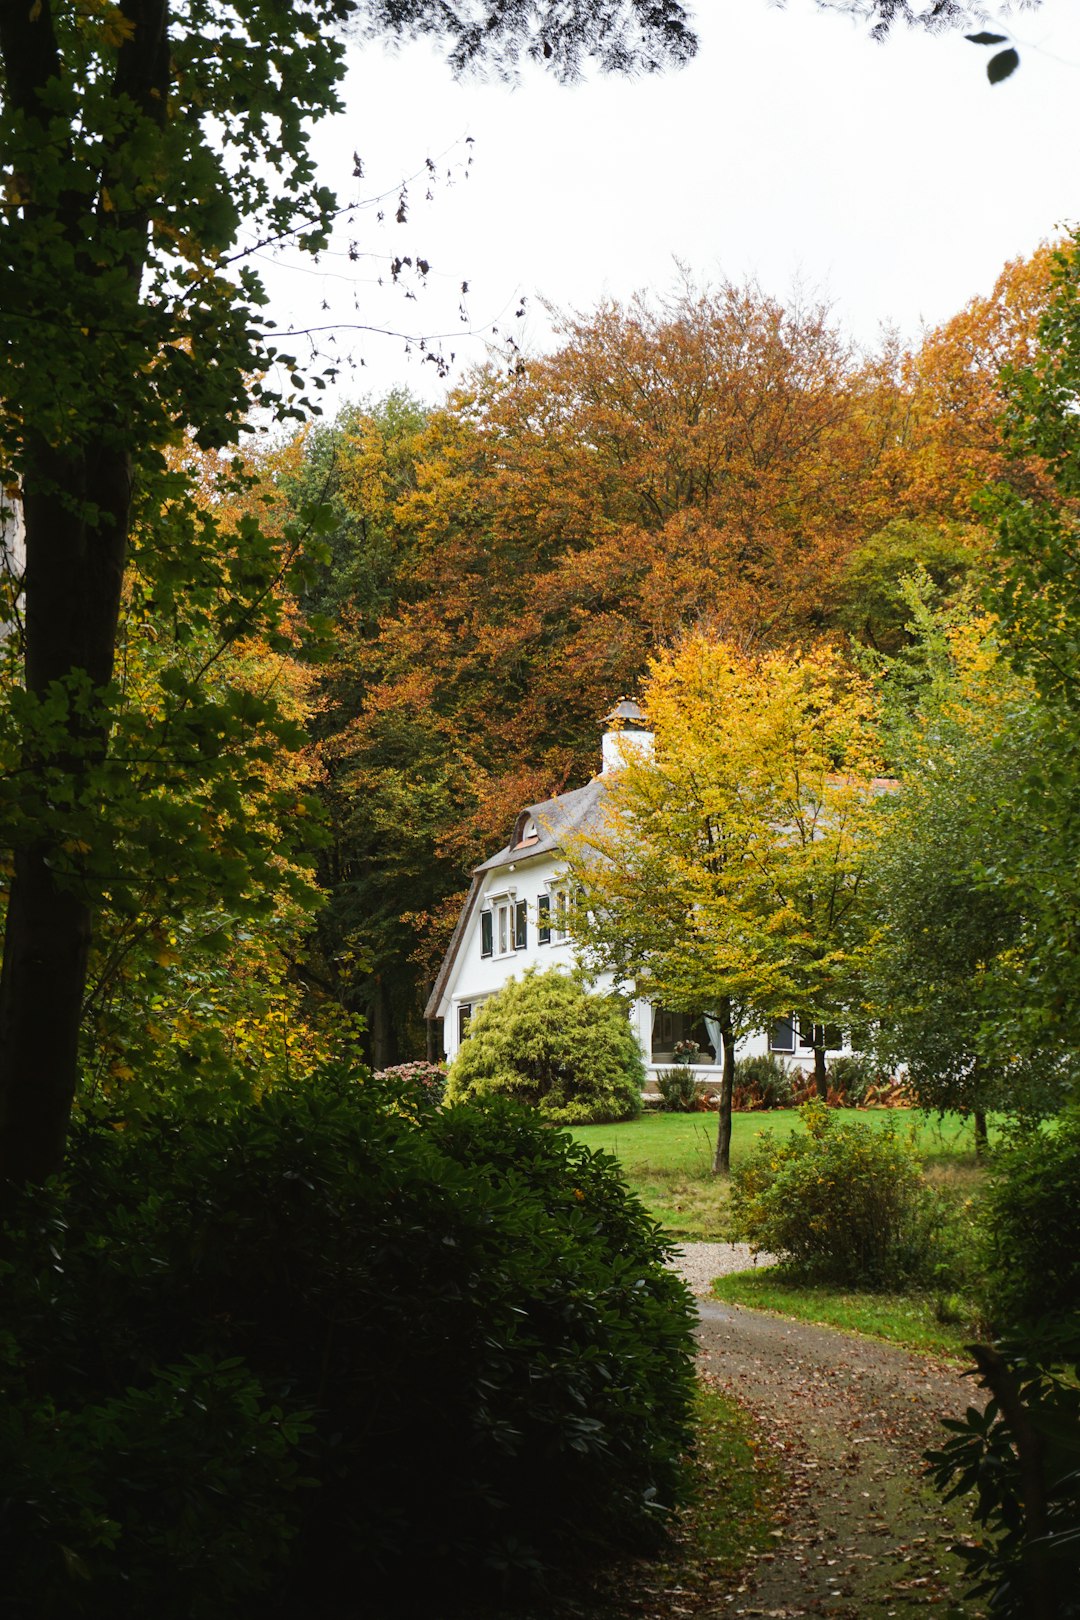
[601,698,654,774]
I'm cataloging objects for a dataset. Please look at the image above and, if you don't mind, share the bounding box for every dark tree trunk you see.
[971,1056,989,1159]
[0,0,168,1187]
[813,1032,828,1101]
[0,450,130,1186]
[973,1106,989,1158]
[712,998,736,1176]
[369,979,397,1071]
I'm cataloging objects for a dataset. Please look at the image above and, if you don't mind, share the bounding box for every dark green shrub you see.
[980,1108,1080,1333]
[445,966,645,1123]
[726,1102,939,1287]
[656,1065,700,1112]
[731,1052,794,1111]
[927,1331,1080,1619]
[0,1072,693,1617]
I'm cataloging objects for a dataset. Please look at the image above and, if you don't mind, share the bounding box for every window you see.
[553,888,568,941]
[796,1017,842,1051]
[457,1004,472,1045]
[538,893,551,944]
[769,1015,795,1053]
[486,894,519,957]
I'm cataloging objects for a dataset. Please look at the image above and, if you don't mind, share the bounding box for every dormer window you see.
[512,812,540,849]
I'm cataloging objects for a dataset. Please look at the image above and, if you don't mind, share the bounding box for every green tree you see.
[861,608,1067,1146]
[0,0,696,1186]
[986,230,1080,1063]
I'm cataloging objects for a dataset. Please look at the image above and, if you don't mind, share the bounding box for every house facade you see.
[425,701,849,1084]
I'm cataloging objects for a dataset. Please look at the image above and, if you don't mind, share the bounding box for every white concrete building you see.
[425,701,848,1083]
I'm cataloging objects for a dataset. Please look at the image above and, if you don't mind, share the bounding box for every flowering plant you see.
[672,1038,699,1064]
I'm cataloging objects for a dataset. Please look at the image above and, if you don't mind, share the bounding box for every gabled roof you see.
[423,776,609,1022]
[475,777,607,877]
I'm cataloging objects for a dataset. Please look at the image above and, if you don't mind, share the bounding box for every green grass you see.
[567,1108,989,1240]
[710,1268,981,1361]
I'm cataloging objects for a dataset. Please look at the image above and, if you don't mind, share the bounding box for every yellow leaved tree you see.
[565,635,884,1172]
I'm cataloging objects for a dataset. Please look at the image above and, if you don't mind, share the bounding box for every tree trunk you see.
[0,1,167,1188]
[712,998,736,1175]
[971,1056,989,1159]
[973,1106,989,1159]
[0,450,130,1186]
[814,1032,828,1101]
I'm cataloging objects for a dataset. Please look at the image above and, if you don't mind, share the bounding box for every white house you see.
[424,700,848,1084]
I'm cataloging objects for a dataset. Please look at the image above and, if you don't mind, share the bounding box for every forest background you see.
[86,232,1058,1087]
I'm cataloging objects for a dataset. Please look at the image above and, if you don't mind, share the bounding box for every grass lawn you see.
[710,1269,979,1360]
[568,1108,989,1240]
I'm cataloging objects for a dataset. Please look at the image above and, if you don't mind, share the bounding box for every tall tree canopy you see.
[292,282,904,1056]
[0,0,699,1184]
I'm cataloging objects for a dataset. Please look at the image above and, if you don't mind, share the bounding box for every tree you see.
[861,607,1066,1146]
[0,0,697,1186]
[565,633,883,1172]
[983,230,1080,1061]
[305,281,896,1056]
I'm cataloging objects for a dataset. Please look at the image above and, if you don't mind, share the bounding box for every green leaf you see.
[987,48,1020,84]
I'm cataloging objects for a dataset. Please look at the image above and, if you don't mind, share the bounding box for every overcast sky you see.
[250,0,1080,409]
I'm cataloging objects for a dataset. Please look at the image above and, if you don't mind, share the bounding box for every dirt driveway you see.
[681,1247,983,1618]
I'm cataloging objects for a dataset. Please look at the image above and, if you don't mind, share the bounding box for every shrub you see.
[656,1066,700,1112]
[927,1331,1080,1620]
[980,1107,1080,1333]
[826,1053,904,1107]
[445,966,645,1124]
[373,1058,448,1107]
[726,1102,939,1288]
[731,1052,794,1111]
[0,1072,692,1617]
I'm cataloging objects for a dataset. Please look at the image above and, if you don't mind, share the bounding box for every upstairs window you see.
[480,911,493,958]
[538,894,551,944]
[514,899,527,950]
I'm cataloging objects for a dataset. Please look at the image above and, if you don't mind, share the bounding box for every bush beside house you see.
[445,966,646,1124]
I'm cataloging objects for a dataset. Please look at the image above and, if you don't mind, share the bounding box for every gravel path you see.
[667,1242,982,1618]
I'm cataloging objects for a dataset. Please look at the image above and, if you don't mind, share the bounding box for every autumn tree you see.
[308,282,899,1054]
[566,634,883,1172]
[0,0,698,1185]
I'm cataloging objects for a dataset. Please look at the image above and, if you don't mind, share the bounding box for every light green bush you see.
[445,967,645,1124]
[727,1101,939,1288]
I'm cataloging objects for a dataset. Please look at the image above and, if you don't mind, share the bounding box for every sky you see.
[249,0,1080,410]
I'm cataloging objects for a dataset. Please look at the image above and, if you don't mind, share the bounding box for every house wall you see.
[436,847,850,1080]
[440,846,633,1063]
